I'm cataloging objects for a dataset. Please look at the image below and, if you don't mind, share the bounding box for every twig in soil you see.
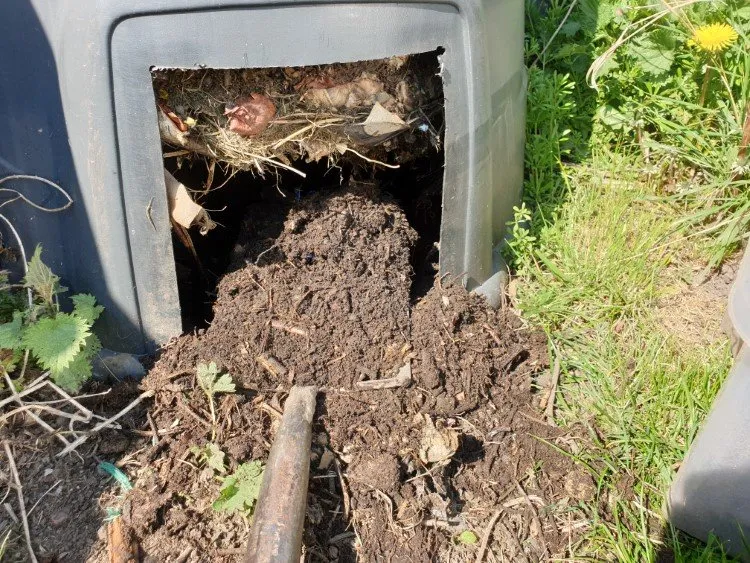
[3,441,37,563]
[0,378,48,409]
[328,531,356,544]
[355,363,411,390]
[494,518,531,563]
[177,401,213,429]
[26,480,61,517]
[514,479,550,559]
[333,456,351,521]
[146,411,159,446]
[503,495,545,509]
[423,518,466,531]
[57,390,155,457]
[0,403,90,425]
[44,381,113,424]
[372,489,398,532]
[475,510,502,563]
[174,546,194,563]
[482,324,503,348]
[257,402,283,420]
[518,410,548,426]
[270,117,347,149]
[3,502,18,524]
[3,372,70,448]
[319,356,348,372]
[543,350,561,426]
[256,354,288,378]
[254,243,280,265]
[270,319,308,338]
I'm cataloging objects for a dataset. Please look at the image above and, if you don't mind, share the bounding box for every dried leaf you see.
[419,416,459,464]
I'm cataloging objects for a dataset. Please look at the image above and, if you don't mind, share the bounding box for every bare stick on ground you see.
[544,353,561,425]
[57,390,155,457]
[3,372,70,448]
[355,363,411,390]
[333,455,351,520]
[3,441,37,563]
[475,510,502,563]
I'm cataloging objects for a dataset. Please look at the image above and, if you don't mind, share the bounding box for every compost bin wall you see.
[0,0,525,354]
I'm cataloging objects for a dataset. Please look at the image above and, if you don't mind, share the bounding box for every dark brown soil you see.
[0,383,144,562]
[2,187,592,562]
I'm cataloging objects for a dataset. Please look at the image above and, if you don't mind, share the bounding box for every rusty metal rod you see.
[245,385,317,563]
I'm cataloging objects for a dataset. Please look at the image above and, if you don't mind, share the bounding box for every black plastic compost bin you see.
[0,0,526,355]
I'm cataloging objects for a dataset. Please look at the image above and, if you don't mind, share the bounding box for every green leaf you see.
[51,349,93,392]
[205,443,226,473]
[50,333,101,391]
[212,373,236,394]
[597,105,633,131]
[24,245,65,305]
[191,443,227,473]
[628,38,674,77]
[197,362,235,395]
[212,461,264,515]
[23,313,89,373]
[456,530,479,545]
[736,6,750,20]
[71,294,104,324]
[0,311,24,350]
[197,361,220,392]
[560,20,581,37]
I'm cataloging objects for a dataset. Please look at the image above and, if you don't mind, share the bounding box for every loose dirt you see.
[2,187,593,562]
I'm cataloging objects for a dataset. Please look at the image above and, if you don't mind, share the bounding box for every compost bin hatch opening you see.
[153,49,445,332]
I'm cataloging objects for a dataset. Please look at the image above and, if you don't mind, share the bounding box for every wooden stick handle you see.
[245,385,317,563]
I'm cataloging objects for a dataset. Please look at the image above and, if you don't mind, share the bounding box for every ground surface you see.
[2,187,596,562]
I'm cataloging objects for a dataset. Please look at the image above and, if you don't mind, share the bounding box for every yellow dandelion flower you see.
[690,23,739,53]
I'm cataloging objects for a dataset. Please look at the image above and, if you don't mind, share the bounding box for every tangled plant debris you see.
[153,51,444,175]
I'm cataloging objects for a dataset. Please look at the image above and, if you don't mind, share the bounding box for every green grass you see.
[514,0,747,559]
[514,153,734,560]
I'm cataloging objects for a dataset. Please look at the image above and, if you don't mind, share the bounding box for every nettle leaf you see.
[71,294,104,324]
[50,334,100,391]
[212,461,264,515]
[0,311,24,350]
[560,20,581,37]
[578,0,599,33]
[52,352,92,392]
[24,245,65,305]
[597,105,633,131]
[628,37,674,77]
[23,313,89,373]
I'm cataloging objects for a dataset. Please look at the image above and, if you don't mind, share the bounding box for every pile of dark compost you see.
[1,187,593,562]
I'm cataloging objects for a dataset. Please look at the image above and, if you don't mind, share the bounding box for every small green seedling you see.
[212,460,264,515]
[196,361,235,440]
[190,442,226,473]
[455,530,479,546]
